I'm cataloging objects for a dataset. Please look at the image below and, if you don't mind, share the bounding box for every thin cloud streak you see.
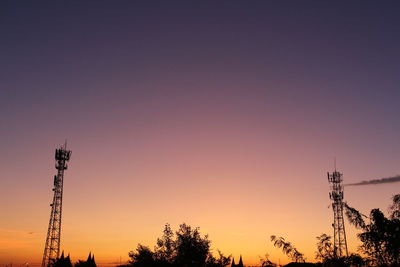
[345,175,400,186]
[0,228,36,235]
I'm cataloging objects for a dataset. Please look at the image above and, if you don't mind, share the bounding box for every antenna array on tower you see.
[41,144,71,267]
[327,169,348,257]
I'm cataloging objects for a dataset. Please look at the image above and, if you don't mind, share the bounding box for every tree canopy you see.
[126,223,231,267]
[344,194,400,267]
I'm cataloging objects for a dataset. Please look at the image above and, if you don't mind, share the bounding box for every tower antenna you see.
[327,164,348,258]
[41,143,72,267]
[334,157,336,171]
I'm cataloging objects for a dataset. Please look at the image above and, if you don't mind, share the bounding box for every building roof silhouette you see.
[231,255,244,267]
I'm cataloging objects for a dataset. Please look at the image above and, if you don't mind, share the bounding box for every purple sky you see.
[1,2,400,265]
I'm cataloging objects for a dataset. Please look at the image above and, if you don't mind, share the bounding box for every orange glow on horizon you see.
[2,2,400,266]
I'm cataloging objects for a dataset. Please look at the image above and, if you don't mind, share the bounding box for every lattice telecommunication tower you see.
[327,168,348,257]
[42,143,71,267]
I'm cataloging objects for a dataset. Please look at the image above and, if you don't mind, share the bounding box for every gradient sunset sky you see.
[1,2,400,266]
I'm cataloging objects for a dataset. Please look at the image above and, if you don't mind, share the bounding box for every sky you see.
[1,1,400,266]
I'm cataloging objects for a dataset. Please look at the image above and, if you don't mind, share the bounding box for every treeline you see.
[51,194,399,267]
[119,223,231,267]
[266,194,400,267]
[124,194,399,267]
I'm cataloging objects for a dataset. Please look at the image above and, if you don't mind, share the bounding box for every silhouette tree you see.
[128,223,230,267]
[344,194,400,266]
[389,194,400,220]
[344,253,364,267]
[314,233,365,267]
[154,223,175,265]
[174,223,210,267]
[205,250,231,267]
[281,263,316,267]
[315,234,334,262]
[270,235,305,263]
[129,245,155,267]
[343,202,367,229]
[259,253,276,267]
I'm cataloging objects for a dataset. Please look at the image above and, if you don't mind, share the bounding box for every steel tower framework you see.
[327,170,348,258]
[42,143,71,267]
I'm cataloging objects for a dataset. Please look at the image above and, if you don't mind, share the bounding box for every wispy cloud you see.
[345,175,400,186]
[0,228,39,250]
[0,228,36,236]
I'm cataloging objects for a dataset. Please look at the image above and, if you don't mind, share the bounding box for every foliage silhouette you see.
[344,194,400,267]
[174,223,210,266]
[281,263,316,267]
[205,250,231,267]
[314,234,364,267]
[259,253,276,267]
[389,194,400,220]
[344,253,364,267]
[154,223,175,264]
[318,253,364,267]
[315,234,334,262]
[343,202,367,229]
[127,223,231,267]
[128,245,155,267]
[270,235,305,263]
